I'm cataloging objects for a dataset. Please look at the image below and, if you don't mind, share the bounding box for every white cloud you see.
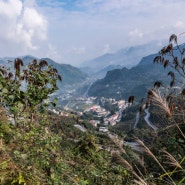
[41,0,185,65]
[0,0,22,19]
[102,44,110,54]
[73,47,86,54]
[22,8,47,40]
[174,21,185,29]
[129,29,143,38]
[47,43,61,61]
[1,0,185,66]
[0,0,47,55]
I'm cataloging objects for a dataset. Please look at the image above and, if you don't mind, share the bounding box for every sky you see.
[0,0,185,66]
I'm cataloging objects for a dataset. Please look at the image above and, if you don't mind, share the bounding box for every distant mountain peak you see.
[0,56,87,87]
[80,41,163,73]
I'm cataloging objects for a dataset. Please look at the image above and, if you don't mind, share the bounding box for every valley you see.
[54,88,129,130]
[0,39,185,184]
[1,1,185,184]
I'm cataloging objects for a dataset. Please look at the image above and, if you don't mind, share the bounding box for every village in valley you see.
[50,91,129,132]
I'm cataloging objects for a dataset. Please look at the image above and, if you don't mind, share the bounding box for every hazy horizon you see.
[1,0,185,66]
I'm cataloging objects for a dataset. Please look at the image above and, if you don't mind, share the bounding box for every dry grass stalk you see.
[148,89,173,117]
[107,133,126,154]
[136,139,176,185]
[163,150,182,169]
[108,134,148,185]
[113,153,133,171]
[133,163,147,182]
[175,124,185,139]
[114,153,147,185]
[133,179,150,185]
[132,171,148,185]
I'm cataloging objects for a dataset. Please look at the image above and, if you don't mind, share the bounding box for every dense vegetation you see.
[0,35,185,185]
[113,34,185,184]
[0,59,131,184]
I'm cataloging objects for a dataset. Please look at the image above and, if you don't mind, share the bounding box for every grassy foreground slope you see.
[0,110,134,185]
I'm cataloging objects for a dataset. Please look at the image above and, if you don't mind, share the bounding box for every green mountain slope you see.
[40,58,87,86]
[0,56,88,87]
[88,54,172,100]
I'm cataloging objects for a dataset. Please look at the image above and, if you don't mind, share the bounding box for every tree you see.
[0,58,62,126]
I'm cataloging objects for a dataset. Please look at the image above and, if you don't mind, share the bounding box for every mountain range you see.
[0,40,178,100]
[0,56,88,90]
[87,53,175,100]
[80,41,164,73]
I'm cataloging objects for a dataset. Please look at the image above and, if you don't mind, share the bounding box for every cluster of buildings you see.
[51,92,129,132]
[86,99,128,128]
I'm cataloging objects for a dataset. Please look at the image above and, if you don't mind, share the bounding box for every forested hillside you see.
[88,51,182,100]
[0,35,185,185]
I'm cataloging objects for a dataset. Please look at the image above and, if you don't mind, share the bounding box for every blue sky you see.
[0,0,185,66]
[36,0,78,10]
